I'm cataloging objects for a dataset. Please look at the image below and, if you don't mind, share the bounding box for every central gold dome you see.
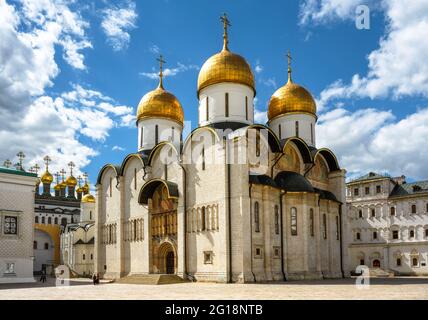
[136,84,184,125]
[268,80,316,121]
[66,175,77,187]
[197,48,255,96]
[41,171,53,184]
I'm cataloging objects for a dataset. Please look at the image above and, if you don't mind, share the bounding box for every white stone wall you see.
[269,113,316,146]
[198,83,254,126]
[137,118,182,151]
[0,172,37,283]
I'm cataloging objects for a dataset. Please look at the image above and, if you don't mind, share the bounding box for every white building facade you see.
[344,172,428,276]
[0,166,38,283]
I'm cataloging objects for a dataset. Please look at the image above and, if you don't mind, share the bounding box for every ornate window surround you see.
[0,210,23,239]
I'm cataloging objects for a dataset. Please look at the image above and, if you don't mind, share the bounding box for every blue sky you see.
[1,0,428,186]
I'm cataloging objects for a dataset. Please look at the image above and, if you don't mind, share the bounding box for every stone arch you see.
[156,241,177,274]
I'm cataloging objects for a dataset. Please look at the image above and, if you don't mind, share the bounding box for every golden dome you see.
[76,187,83,193]
[82,183,89,194]
[82,194,95,203]
[41,171,53,184]
[197,48,255,96]
[268,79,316,121]
[136,82,184,125]
[54,184,61,191]
[66,175,77,187]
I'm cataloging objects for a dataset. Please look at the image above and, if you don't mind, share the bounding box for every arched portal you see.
[373,259,381,268]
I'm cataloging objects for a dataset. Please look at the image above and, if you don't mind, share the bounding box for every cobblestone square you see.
[1,277,428,300]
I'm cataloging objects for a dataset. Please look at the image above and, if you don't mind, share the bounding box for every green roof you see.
[390,180,428,197]
[349,172,390,183]
[0,166,38,178]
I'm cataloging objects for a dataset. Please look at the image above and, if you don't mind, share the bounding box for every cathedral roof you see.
[274,171,314,193]
[390,180,428,198]
[349,172,389,183]
[314,188,340,203]
[249,174,278,188]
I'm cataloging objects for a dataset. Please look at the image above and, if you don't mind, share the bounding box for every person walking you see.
[39,269,46,283]
[92,273,97,285]
[96,273,100,285]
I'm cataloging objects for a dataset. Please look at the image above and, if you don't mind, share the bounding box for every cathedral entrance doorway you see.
[373,259,381,268]
[166,251,175,274]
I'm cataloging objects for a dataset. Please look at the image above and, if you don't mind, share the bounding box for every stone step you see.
[114,274,187,285]
[368,268,394,278]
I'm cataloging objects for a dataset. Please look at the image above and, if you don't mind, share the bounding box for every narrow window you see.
[83,254,86,261]
[290,207,297,236]
[134,168,137,190]
[35,216,39,224]
[356,232,361,240]
[358,210,363,219]
[365,187,370,195]
[278,124,282,139]
[310,209,314,237]
[274,205,279,235]
[390,207,395,216]
[373,231,378,239]
[225,93,229,117]
[412,258,418,267]
[171,127,175,142]
[335,215,339,240]
[165,163,168,180]
[133,220,137,241]
[90,211,92,221]
[155,125,159,145]
[44,243,49,250]
[295,121,299,137]
[206,97,209,121]
[310,123,314,144]
[360,259,365,266]
[42,217,45,224]
[109,177,112,197]
[411,204,416,214]
[354,188,359,196]
[425,229,428,238]
[426,203,428,213]
[254,202,260,233]
[245,96,248,121]
[201,207,206,231]
[140,127,144,148]
[392,230,399,239]
[202,146,205,171]
[33,241,38,249]
[409,230,415,238]
[54,217,58,225]
[396,258,401,266]
[322,214,327,239]
[255,132,260,157]
[376,185,381,193]
[91,254,93,260]
[48,217,52,224]
[371,209,375,218]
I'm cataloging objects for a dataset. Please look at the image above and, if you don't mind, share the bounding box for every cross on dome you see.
[220,13,231,51]
[157,54,166,89]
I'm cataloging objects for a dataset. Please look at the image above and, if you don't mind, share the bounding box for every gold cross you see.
[33,164,40,175]
[54,172,60,184]
[77,175,82,187]
[68,161,75,176]
[83,172,88,184]
[287,50,293,82]
[3,159,12,168]
[43,155,51,170]
[220,13,231,51]
[60,169,66,181]
[157,54,166,88]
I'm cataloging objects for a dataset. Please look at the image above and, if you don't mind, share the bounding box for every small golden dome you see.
[76,187,83,193]
[41,171,53,184]
[136,85,184,125]
[268,80,316,121]
[82,194,95,203]
[197,48,255,96]
[66,175,77,187]
[54,184,61,191]
[82,183,89,194]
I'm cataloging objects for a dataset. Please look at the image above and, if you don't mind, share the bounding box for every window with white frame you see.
[203,251,213,264]
[5,262,15,274]
[3,215,18,235]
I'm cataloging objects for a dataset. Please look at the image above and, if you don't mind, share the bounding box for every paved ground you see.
[1,277,428,300]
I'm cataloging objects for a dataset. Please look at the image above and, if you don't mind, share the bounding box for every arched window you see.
[290,207,297,236]
[44,243,49,250]
[61,218,67,226]
[91,254,93,260]
[201,207,206,231]
[390,207,395,216]
[322,214,327,239]
[373,231,378,239]
[309,209,314,237]
[425,229,428,238]
[295,121,299,137]
[411,204,416,214]
[371,209,375,217]
[164,163,168,180]
[35,216,39,224]
[33,241,38,249]
[155,125,159,145]
[48,217,52,224]
[171,127,175,142]
[109,177,113,197]
[426,203,428,213]
[412,258,418,267]
[134,168,137,190]
[254,202,260,233]
[274,205,279,235]
[409,229,415,238]
[358,210,363,219]
[245,96,248,121]
[396,258,401,266]
[54,217,58,224]
[201,147,206,171]
[278,124,282,140]
[255,131,260,157]
[310,123,314,144]
[83,254,86,261]
[335,215,340,240]
[41,217,45,224]
[206,96,209,121]
[90,211,92,221]
[225,93,229,117]
[356,232,361,240]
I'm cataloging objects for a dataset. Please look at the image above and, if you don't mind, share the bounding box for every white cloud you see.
[112,145,125,152]
[317,107,428,179]
[302,0,428,110]
[101,1,138,51]
[149,44,160,54]
[140,62,199,79]
[255,60,263,73]
[253,97,268,124]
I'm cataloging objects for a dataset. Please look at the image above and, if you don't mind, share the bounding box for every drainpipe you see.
[339,203,344,278]
[279,190,287,281]
[248,183,256,282]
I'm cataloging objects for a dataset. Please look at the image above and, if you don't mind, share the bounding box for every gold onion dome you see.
[54,184,61,191]
[136,55,184,125]
[41,171,53,184]
[81,194,95,203]
[197,14,254,96]
[82,183,89,194]
[66,175,77,187]
[268,52,316,121]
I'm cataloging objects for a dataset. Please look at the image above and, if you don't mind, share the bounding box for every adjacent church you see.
[94,15,346,283]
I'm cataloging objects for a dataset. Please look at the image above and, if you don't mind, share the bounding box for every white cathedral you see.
[94,15,346,283]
